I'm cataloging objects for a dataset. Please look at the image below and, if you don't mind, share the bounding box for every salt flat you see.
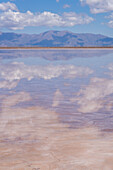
[0,49,113,169]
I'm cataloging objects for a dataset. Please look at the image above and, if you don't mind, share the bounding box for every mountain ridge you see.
[0,30,113,47]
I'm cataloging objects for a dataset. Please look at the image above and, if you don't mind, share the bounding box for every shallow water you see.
[1,49,113,169]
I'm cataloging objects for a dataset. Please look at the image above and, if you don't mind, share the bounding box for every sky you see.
[0,0,113,37]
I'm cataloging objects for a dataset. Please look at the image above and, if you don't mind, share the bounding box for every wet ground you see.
[0,49,113,169]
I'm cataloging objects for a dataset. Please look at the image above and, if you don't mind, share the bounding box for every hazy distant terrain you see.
[0,30,113,47]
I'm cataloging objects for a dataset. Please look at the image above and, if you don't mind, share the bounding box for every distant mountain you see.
[0,30,113,47]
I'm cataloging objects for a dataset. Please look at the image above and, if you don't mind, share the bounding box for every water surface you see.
[0,49,113,169]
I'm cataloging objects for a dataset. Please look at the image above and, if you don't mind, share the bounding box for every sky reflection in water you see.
[0,49,113,130]
[1,49,113,169]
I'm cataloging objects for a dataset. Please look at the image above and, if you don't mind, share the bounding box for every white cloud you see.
[56,0,59,2]
[62,12,93,26]
[52,89,63,107]
[0,62,93,88]
[107,13,113,28]
[0,10,35,30]
[2,92,31,108]
[0,2,18,11]
[72,77,113,113]
[63,4,70,9]
[0,2,93,30]
[108,20,113,28]
[0,80,18,89]
[80,0,113,13]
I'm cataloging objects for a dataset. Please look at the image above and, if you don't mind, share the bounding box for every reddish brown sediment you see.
[0,46,113,50]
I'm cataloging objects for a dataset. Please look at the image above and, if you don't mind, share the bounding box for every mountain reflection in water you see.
[0,49,113,169]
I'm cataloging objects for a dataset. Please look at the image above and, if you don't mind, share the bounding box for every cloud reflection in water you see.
[0,49,113,169]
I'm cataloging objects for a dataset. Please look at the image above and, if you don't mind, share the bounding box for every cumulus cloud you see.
[0,2,18,11]
[62,12,93,26]
[80,0,113,13]
[108,20,113,28]
[0,80,18,89]
[73,77,113,113]
[52,89,64,107]
[3,92,31,108]
[0,10,35,30]
[63,4,70,9]
[0,62,93,89]
[107,13,113,28]
[71,64,113,113]
[0,2,93,30]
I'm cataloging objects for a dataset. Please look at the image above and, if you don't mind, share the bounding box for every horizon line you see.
[0,47,113,50]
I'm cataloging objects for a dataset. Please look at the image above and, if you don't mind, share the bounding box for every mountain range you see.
[0,30,113,47]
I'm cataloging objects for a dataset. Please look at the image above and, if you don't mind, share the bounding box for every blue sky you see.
[0,0,113,37]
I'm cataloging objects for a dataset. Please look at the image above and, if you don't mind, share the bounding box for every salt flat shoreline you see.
[0,47,113,50]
